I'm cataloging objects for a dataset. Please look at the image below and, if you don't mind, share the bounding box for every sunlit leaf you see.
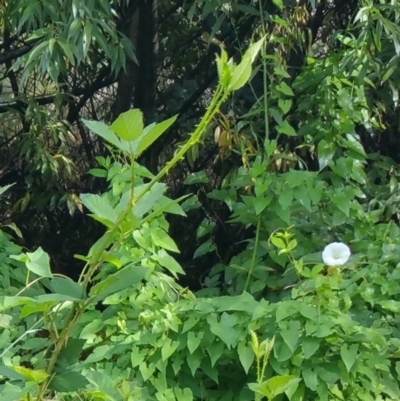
[110,109,144,142]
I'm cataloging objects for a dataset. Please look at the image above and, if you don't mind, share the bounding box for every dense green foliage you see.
[2,0,400,400]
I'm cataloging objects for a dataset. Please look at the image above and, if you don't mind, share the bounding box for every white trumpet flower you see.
[322,242,351,266]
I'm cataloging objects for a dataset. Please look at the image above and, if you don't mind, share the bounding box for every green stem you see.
[244,214,261,293]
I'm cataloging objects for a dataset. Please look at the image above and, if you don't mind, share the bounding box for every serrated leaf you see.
[48,370,88,392]
[154,249,185,278]
[132,183,166,218]
[110,109,144,142]
[55,338,86,371]
[89,265,148,302]
[80,193,118,223]
[133,115,177,156]
[82,119,128,152]
[151,227,180,253]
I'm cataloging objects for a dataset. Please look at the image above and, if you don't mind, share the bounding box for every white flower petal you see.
[322,242,351,266]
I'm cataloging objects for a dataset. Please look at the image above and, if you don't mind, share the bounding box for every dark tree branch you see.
[112,5,139,120]
[0,43,36,65]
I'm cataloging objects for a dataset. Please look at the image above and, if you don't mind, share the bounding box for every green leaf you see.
[55,338,86,371]
[80,193,118,223]
[273,0,284,9]
[237,341,254,374]
[378,300,400,312]
[187,331,204,354]
[340,344,358,372]
[48,370,89,392]
[196,218,215,238]
[278,189,293,210]
[317,140,336,170]
[154,249,185,278]
[277,120,296,136]
[278,98,292,114]
[186,348,202,376]
[82,119,128,152]
[207,338,225,367]
[84,371,120,399]
[0,382,35,401]
[175,387,194,401]
[193,239,215,258]
[317,363,340,385]
[334,192,350,217]
[88,168,108,178]
[155,196,187,216]
[110,109,144,142]
[151,227,180,253]
[229,54,252,92]
[89,265,148,302]
[229,36,265,91]
[276,82,294,96]
[250,375,300,399]
[161,338,180,361]
[27,41,48,65]
[182,315,200,333]
[82,21,92,57]
[25,247,53,278]
[254,195,272,215]
[184,171,209,185]
[216,49,232,88]
[280,320,300,353]
[132,183,166,218]
[302,336,320,359]
[208,312,238,349]
[50,277,84,299]
[0,183,15,197]
[57,38,75,65]
[11,366,49,383]
[131,345,145,368]
[134,115,178,156]
[0,367,25,382]
[139,362,156,381]
[302,366,318,391]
